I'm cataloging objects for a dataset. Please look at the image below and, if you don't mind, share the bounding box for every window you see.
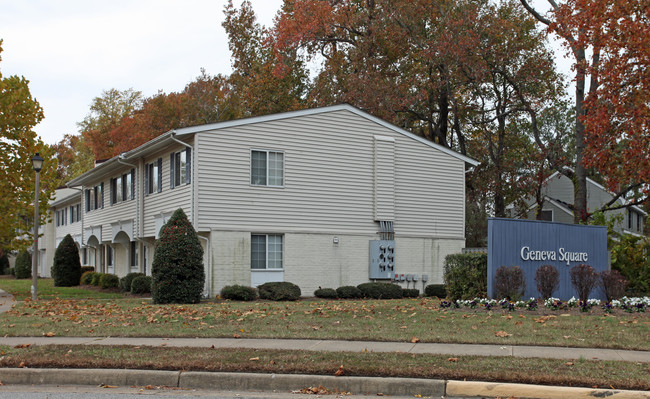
[170,148,191,188]
[82,248,87,265]
[69,204,81,224]
[94,183,103,210]
[55,209,68,227]
[111,169,135,204]
[145,158,162,195]
[251,150,283,186]
[638,213,643,232]
[628,209,634,230]
[107,245,114,267]
[251,234,283,269]
[540,210,553,222]
[130,241,138,267]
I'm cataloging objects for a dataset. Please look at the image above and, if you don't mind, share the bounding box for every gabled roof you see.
[545,170,647,216]
[67,104,478,187]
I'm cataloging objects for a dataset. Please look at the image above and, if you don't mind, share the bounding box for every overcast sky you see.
[0,0,283,145]
[1,0,570,146]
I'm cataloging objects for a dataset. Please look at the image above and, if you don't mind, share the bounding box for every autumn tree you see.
[52,133,95,182]
[224,0,308,117]
[0,39,57,254]
[78,88,143,160]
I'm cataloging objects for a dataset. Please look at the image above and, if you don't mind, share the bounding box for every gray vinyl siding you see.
[543,173,574,203]
[142,141,193,237]
[196,109,465,238]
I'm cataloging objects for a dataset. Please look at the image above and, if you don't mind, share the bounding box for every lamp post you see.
[31,153,44,301]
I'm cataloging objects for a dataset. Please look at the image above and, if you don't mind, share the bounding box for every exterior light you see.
[31,153,44,172]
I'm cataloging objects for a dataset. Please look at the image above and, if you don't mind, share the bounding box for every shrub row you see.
[81,271,151,294]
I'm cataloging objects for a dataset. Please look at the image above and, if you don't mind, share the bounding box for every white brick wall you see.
[208,230,465,297]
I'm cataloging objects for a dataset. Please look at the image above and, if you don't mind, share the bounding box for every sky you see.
[1,0,571,146]
[0,0,283,145]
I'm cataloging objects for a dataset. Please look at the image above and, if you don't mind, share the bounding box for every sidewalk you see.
[1,289,649,398]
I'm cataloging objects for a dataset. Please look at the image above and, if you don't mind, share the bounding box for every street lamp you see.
[31,153,43,301]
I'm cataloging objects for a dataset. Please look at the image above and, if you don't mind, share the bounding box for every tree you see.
[224,0,308,117]
[52,133,95,183]
[78,88,143,160]
[0,39,57,254]
[51,234,82,287]
[151,208,205,304]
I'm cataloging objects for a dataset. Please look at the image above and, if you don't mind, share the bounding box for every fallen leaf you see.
[334,365,344,376]
[100,384,118,388]
[447,357,458,362]
[233,334,241,339]
[495,331,511,337]
[43,332,55,337]
[19,361,25,368]
[14,344,31,349]
[566,362,574,366]
[249,357,260,361]
[411,336,420,343]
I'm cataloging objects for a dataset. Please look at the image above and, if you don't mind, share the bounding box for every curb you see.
[1,368,649,398]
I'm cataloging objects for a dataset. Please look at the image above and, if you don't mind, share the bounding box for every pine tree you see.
[51,234,82,286]
[151,208,205,304]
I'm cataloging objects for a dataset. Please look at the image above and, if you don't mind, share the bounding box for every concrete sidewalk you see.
[1,336,649,363]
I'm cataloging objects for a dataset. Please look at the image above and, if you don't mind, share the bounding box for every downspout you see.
[171,132,209,297]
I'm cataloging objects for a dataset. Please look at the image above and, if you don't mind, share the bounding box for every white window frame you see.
[250,150,284,187]
[171,148,191,188]
[251,234,283,270]
[145,159,162,195]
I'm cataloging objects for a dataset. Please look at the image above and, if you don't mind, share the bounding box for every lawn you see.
[0,277,125,301]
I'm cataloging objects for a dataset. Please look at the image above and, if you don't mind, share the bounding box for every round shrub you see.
[403,288,420,298]
[152,208,205,304]
[120,272,145,292]
[81,266,95,274]
[14,250,32,279]
[80,271,95,285]
[314,287,338,299]
[357,282,403,299]
[51,234,82,287]
[258,282,301,301]
[424,284,447,298]
[494,265,526,301]
[91,272,104,286]
[535,264,560,300]
[336,285,363,299]
[131,276,152,294]
[221,285,258,301]
[100,273,119,289]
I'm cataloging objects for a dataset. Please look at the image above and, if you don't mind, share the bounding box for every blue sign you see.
[487,218,608,300]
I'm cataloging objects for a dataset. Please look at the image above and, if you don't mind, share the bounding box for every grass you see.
[1,297,648,350]
[0,277,125,301]
[0,344,648,391]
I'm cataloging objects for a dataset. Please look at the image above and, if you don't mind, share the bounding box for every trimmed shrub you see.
[535,264,560,300]
[80,271,95,285]
[81,266,95,274]
[14,250,32,279]
[600,270,628,302]
[51,234,82,287]
[221,285,258,301]
[120,272,145,292]
[0,252,9,275]
[336,285,363,299]
[357,282,403,299]
[403,288,420,298]
[91,272,104,286]
[424,284,447,298]
[99,273,119,289]
[8,267,14,276]
[131,276,152,294]
[610,234,650,296]
[314,287,338,299]
[152,208,205,304]
[570,264,600,303]
[444,253,487,300]
[258,282,301,301]
[494,266,526,301]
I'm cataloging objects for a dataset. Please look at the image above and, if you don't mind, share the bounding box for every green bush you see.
[221,285,258,301]
[336,285,363,299]
[152,208,205,304]
[258,282,301,301]
[610,234,650,296]
[131,276,152,294]
[51,234,82,287]
[80,271,95,285]
[120,272,145,292]
[444,253,487,300]
[314,287,338,299]
[0,252,9,275]
[357,282,403,299]
[81,266,95,274]
[99,273,119,289]
[91,272,104,286]
[424,284,447,298]
[403,288,420,298]
[14,250,32,279]
[8,267,14,276]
